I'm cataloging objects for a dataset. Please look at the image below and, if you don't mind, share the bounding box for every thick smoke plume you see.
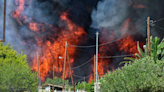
[91,0,164,38]
[1,0,164,82]
[91,0,128,28]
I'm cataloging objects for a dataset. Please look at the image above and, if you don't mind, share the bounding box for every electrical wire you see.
[98,29,141,46]
[85,73,95,78]
[98,54,135,58]
[69,78,85,84]
[68,22,146,48]
[53,56,94,70]
[155,25,164,31]
[68,43,96,48]
[70,72,96,79]
[153,17,164,23]
[71,57,94,70]
[67,46,93,53]
[72,74,84,78]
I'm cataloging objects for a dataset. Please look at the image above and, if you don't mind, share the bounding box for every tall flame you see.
[11,0,145,82]
[12,0,87,81]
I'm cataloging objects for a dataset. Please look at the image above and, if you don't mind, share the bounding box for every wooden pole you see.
[94,55,96,82]
[67,51,75,92]
[0,0,6,42]
[52,65,54,92]
[95,31,99,92]
[147,17,151,55]
[84,76,85,91]
[63,41,67,91]
[37,51,39,92]
[3,0,6,42]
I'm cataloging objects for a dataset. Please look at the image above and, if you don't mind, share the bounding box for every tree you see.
[0,43,38,92]
[43,77,69,86]
[121,36,164,64]
[100,56,164,92]
[75,80,94,92]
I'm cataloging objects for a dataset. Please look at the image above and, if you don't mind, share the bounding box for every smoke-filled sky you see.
[1,0,164,82]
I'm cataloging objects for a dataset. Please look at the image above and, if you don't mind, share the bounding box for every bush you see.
[75,80,94,92]
[100,56,164,92]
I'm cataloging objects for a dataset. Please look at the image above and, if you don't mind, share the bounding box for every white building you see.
[44,83,66,92]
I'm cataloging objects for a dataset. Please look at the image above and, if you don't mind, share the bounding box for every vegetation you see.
[121,36,164,64]
[43,77,94,92]
[75,80,94,92]
[100,56,164,92]
[42,77,72,91]
[0,43,38,92]
[43,77,69,86]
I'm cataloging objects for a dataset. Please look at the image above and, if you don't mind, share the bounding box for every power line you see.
[68,22,146,48]
[70,73,96,84]
[67,46,93,53]
[53,56,94,70]
[98,29,141,46]
[72,74,84,78]
[155,25,164,31]
[153,17,164,23]
[68,43,95,48]
[69,78,85,84]
[71,57,94,70]
[68,72,95,79]
[85,73,95,78]
[98,54,135,58]
[53,53,135,71]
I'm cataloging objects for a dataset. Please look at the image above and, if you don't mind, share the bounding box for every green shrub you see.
[100,56,164,92]
[75,80,94,92]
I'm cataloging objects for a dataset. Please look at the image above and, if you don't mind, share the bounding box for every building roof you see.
[44,83,67,88]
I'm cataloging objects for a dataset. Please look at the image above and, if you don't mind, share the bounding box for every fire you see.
[29,23,39,32]
[88,76,93,83]
[128,0,147,9]
[12,0,25,25]
[11,0,145,82]
[31,12,87,80]
[12,0,87,81]
[87,18,144,81]
[118,36,138,54]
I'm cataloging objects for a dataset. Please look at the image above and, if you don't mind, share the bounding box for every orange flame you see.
[31,12,87,80]
[12,0,87,81]
[12,0,145,82]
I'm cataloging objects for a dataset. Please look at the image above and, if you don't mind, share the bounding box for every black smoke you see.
[1,0,164,82]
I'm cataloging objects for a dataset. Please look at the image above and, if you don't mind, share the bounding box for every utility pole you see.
[94,55,96,82]
[95,31,99,92]
[63,41,67,91]
[37,52,41,92]
[0,0,6,42]
[53,65,55,92]
[84,76,85,91]
[37,51,40,92]
[147,17,151,55]
[67,51,75,92]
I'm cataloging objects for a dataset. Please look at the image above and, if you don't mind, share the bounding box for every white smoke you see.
[91,0,128,29]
